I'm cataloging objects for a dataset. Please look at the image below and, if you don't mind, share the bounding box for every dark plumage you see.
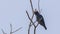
[34,10,47,30]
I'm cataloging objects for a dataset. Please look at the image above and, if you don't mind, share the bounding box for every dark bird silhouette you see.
[34,9,47,30]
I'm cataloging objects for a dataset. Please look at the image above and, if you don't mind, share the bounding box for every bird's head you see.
[34,9,39,15]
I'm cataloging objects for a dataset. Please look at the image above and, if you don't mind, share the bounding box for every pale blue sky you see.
[0,0,60,34]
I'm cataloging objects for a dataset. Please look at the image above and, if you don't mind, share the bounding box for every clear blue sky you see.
[0,0,60,34]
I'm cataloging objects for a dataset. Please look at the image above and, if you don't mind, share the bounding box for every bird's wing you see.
[38,17,42,21]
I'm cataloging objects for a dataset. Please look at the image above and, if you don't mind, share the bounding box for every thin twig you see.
[28,14,34,34]
[12,27,22,33]
[28,23,31,34]
[38,0,40,13]
[26,11,35,27]
[30,0,34,12]
[30,0,35,19]
[27,0,40,34]
[1,29,7,34]
[10,24,22,34]
[34,23,39,34]
[26,10,39,34]
[1,24,22,34]
[34,27,36,34]
[38,0,42,13]
[26,10,36,34]
[10,24,12,34]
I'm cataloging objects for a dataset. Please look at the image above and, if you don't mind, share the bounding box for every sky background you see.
[0,0,60,34]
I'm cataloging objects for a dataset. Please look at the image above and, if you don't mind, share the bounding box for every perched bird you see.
[34,9,47,30]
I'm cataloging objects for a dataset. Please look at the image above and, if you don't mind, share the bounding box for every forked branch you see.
[27,0,41,34]
[26,11,35,27]
[1,24,22,34]
[26,11,39,34]
[10,24,22,34]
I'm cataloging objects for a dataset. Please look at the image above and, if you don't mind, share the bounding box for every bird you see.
[34,9,47,30]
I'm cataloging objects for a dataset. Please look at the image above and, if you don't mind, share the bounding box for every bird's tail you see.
[44,25,47,30]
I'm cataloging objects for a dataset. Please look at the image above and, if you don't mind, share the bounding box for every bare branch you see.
[10,24,12,32]
[34,27,36,34]
[1,24,22,34]
[12,27,22,33]
[38,0,41,13]
[30,0,35,18]
[26,11,35,27]
[30,0,34,12]
[1,29,7,34]
[34,24,38,34]
[10,24,22,34]
[10,24,12,34]
[28,13,34,34]
[28,23,31,34]
[27,0,40,34]
[28,12,34,34]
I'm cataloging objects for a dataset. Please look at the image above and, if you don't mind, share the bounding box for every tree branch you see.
[12,27,22,33]
[10,24,22,34]
[34,27,36,34]
[38,0,42,13]
[28,23,31,34]
[1,29,7,34]
[30,0,34,12]
[26,11,35,27]
[10,24,12,34]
